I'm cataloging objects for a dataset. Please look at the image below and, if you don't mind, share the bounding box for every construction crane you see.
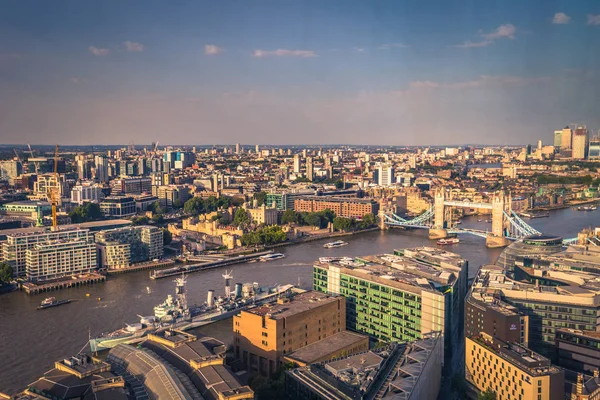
[27,144,39,174]
[48,145,60,231]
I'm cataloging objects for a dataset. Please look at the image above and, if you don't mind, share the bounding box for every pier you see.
[21,273,106,295]
[105,259,176,275]
[150,250,274,279]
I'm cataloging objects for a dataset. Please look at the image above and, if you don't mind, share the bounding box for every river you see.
[1,207,599,394]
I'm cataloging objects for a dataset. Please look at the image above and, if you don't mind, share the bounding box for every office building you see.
[466,333,564,400]
[572,127,589,160]
[554,130,562,151]
[377,164,394,186]
[294,196,379,218]
[233,291,347,375]
[588,136,600,160]
[562,126,573,150]
[293,154,301,174]
[0,160,22,180]
[70,183,104,205]
[96,225,163,269]
[26,238,97,282]
[473,257,600,358]
[265,189,316,211]
[153,185,191,210]
[286,334,442,400]
[99,196,136,217]
[313,248,468,372]
[94,155,109,182]
[2,229,91,278]
[556,329,600,375]
[110,176,152,195]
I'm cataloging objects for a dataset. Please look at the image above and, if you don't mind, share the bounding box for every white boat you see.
[437,238,460,245]
[146,286,152,294]
[259,253,285,262]
[323,240,348,248]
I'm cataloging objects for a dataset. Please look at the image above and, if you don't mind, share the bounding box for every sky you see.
[0,0,599,146]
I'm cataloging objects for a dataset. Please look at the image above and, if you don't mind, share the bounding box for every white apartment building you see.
[71,183,104,205]
[26,239,96,282]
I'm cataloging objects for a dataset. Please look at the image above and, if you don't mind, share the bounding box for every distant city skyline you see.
[0,0,599,145]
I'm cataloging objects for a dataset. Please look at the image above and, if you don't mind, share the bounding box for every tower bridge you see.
[381,188,542,248]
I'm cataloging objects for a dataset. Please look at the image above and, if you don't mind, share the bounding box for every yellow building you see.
[570,372,600,400]
[233,291,347,375]
[466,333,564,400]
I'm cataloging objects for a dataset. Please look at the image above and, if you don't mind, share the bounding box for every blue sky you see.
[0,0,599,145]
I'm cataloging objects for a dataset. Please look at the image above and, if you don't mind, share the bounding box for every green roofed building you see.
[313,247,467,373]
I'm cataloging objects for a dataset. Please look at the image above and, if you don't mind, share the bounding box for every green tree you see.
[360,213,377,228]
[162,228,172,245]
[172,199,183,209]
[303,212,324,228]
[183,197,205,216]
[147,201,161,214]
[333,216,355,232]
[334,179,344,189]
[69,202,103,223]
[131,216,149,226]
[321,208,336,224]
[478,389,497,400]
[281,209,299,224]
[253,191,268,206]
[0,261,13,285]
[152,214,165,224]
[233,208,250,227]
[241,226,287,246]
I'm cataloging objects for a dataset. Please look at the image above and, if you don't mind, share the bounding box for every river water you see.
[1,207,599,394]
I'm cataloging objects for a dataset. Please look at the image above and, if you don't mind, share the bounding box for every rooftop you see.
[284,331,368,365]
[316,247,466,293]
[246,291,340,319]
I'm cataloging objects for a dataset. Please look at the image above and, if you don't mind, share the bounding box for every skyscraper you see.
[293,154,301,174]
[561,126,572,150]
[94,155,108,182]
[589,135,600,160]
[235,143,240,154]
[553,130,562,151]
[572,127,589,160]
[377,164,394,186]
[306,156,314,181]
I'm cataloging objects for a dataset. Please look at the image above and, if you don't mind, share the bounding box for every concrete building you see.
[567,372,600,400]
[233,291,347,376]
[2,229,91,278]
[377,164,394,186]
[0,201,51,225]
[110,176,152,195]
[554,130,563,151]
[99,196,136,217]
[26,238,97,282]
[0,160,22,180]
[294,196,379,218]
[556,329,600,375]
[573,127,589,160]
[306,156,314,181]
[286,334,443,400]
[95,225,163,269]
[34,174,65,200]
[466,333,564,400]
[293,154,301,174]
[94,155,109,182]
[313,248,467,373]
[588,136,600,160]
[562,126,573,150]
[153,184,191,210]
[70,183,104,205]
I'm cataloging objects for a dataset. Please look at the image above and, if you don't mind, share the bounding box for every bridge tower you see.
[429,188,448,239]
[486,191,510,248]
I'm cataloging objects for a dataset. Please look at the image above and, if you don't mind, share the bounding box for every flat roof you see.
[246,291,339,319]
[284,331,367,365]
[0,219,132,237]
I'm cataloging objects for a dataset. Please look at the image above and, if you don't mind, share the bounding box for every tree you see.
[172,199,183,209]
[335,179,344,189]
[162,228,172,245]
[183,197,205,216]
[147,201,161,214]
[478,389,497,400]
[0,261,13,285]
[152,213,165,224]
[360,213,377,228]
[333,217,355,232]
[281,209,299,225]
[321,208,336,224]
[131,216,149,226]
[69,202,103,223]
[253,191,268,206]
[303,212,324,228]
[233,208,250,227]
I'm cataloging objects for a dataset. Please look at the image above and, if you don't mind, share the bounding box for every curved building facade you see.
[495,234,563,277]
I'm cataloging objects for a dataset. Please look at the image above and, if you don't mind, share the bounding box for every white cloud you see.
[588,14,600,26]
[252,49,317,58]
[409,75,549,90]
[354,47,366,53]
[88,46,110,56]
[481,24,517,40]
[69,78,80,84]
[553,12,571,24]
[204,44,223,55]
[452,40,492,48]
[123,41,144,52]
[377,43,409,50]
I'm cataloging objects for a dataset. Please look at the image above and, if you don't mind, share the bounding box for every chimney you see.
[577,373,583,394]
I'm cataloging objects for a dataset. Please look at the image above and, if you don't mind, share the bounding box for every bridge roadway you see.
[442,200,492,209]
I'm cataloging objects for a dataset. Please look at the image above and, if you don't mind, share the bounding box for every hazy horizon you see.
[1,0,599,146]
